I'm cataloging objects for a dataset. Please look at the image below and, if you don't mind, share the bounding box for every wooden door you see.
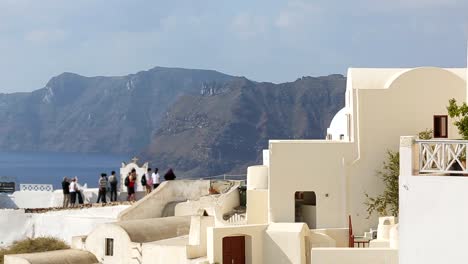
[223,236,245,264]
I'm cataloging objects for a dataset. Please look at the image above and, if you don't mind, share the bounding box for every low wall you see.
[0,193,17,209]
[311,248,398,264]
[2,189,145,209]
[118,180,211,221]
[0,205,128,246]
[312,228,349,247]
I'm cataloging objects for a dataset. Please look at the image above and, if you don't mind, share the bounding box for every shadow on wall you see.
[263,235,295,264]
[0,193,18,209]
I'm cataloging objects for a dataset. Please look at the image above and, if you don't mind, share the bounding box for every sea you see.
[0,151,129,190]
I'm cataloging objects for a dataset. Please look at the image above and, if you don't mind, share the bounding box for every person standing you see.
[109,171,118,202]
[152,168,161,190]
[96,173,108,203]
[127,169,136,202]
[75,177,84,205]
[142,168,153,195]
[69,178,78,207]
[62,177,70,208]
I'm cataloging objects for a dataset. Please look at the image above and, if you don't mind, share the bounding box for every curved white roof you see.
[347,68,466,90]
[5,249,98,264]
[115,216,191,243]
[327,107,349,139]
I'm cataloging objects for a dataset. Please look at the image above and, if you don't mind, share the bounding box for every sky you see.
[0,0,468,93]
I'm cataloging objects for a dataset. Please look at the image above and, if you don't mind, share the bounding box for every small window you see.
[326,133,332,140]
[105,238,114,256]
[434,115,448,138]
[340,134,345,140]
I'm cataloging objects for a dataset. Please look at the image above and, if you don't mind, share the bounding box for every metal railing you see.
[200,174,247,181]
[418,139,468,174]
[19,184,54,192]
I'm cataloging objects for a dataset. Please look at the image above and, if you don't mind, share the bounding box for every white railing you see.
[19,184,54,192]
[418,139,468,174]
[226,213,247,225]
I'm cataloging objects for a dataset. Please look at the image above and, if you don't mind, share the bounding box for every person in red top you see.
[125,169,137,201]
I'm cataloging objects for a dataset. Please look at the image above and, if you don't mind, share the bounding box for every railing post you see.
[400,136,417,177]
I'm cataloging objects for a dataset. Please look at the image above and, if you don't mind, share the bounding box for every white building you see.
[5,64,468,264]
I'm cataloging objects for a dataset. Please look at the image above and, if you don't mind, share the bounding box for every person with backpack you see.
[109,171,118,202]
[96,173,108,203]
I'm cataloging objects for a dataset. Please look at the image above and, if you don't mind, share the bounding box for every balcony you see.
[417,139,468,175]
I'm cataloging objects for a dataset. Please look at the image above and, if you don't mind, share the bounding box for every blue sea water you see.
[0,151,129,189]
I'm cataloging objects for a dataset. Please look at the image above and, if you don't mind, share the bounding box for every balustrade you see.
[418,139,468,175]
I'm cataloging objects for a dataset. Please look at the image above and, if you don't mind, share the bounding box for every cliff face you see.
[0,67,234,153]
[0,67,346,177]
[142,75,346,177]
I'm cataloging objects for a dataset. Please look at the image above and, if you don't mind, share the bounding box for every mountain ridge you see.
[0,66,346,177]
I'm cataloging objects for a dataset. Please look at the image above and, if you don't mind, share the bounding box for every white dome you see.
[326,107,349,141]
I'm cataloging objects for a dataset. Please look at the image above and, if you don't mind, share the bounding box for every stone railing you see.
[19,184,53,192]
[417,139,468,175]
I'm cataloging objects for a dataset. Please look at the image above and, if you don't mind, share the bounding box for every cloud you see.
[24,29,66,45]
[361,0,468,11]
[274,0,322,30]
[230,13,269,38]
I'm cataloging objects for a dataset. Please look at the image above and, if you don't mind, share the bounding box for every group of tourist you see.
[61,167,176,207]
[61,176,84,208]
[96,171,119,204]
[124,167,173,201]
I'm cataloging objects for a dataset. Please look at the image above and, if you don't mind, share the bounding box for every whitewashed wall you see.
[399,175,468,264]
[0,205,129,247]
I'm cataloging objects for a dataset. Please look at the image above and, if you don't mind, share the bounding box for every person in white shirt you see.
[69,178,78,207]
[152,168,161,190]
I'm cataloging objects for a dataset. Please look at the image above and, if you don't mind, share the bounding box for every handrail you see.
[417,139,468,174]
[416,139,468,144]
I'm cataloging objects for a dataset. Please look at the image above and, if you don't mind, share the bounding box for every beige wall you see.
[247,190,268,224]
[85,224,134,264]
[263,223,310,264]
[268,67,466,234]
[268,141,353,228]
[349,67,466,232]
[311,248,398,264]
[142,237,188,264]
[118,180,210,221]
[187,216,214,259]
[207,224,268,264]
[312,228,349,248]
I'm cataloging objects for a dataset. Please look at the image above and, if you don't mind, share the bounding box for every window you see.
[434,115,448,138]
[105,238,114,256]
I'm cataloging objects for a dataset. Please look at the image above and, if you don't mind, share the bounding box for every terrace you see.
[416,139,468,176]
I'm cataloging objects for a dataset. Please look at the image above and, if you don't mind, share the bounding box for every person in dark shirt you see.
[108,171,118,202]
[164,168,176,181]
[62,177,70,208]
[96,173,108,203]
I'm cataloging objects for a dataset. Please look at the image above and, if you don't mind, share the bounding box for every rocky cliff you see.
[0,67,346,176]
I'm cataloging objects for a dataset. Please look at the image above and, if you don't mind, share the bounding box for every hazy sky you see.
[1,0,468,93]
